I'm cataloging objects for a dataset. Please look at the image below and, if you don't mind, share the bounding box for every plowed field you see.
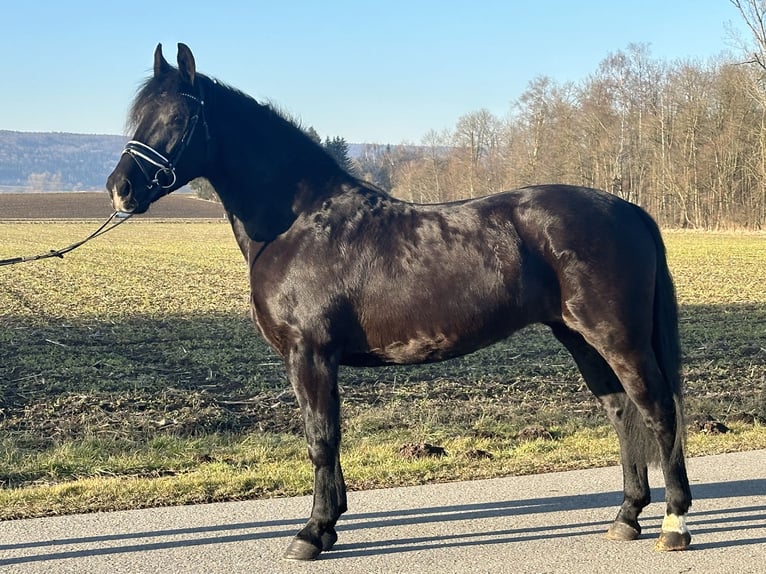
[0,192,226,220]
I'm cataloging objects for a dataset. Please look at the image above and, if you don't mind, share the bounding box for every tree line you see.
[353,42,765,229]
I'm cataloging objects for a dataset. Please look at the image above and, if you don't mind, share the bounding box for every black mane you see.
[128,72,345,179]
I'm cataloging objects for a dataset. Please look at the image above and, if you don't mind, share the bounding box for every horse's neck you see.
[211,148,351,243]
[205,93,354,241]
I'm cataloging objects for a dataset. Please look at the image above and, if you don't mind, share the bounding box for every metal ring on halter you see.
[152,166,177,189]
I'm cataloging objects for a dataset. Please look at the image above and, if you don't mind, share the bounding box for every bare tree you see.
[731,0,766,71]
[453,109,501,198]
[730,0,766,227]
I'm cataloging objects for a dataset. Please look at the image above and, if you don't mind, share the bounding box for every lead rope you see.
[0,211,133,267]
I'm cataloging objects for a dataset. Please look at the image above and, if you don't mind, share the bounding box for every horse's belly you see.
[341,321,513,367]
[376,332,465,364]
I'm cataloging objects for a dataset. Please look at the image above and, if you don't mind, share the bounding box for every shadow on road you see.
[0,477,763,566]
[326,478,766,559]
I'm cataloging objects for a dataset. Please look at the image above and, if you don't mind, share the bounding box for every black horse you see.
[106,44,692,560]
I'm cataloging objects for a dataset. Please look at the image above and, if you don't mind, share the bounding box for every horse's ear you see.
[153,43,171,77]
[177,43,196,85]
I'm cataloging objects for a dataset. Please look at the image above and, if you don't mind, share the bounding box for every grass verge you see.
[1,423,763,520]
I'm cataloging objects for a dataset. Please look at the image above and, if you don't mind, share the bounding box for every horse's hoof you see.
[655,512,691,551]
[321,527,338,551]
[655,530,692,551]
[605,520,641,541]
[283,537,322,561]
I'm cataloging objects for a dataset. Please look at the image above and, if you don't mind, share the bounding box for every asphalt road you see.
[1,449,764,573]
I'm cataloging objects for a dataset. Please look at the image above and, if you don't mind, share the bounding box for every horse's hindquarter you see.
[509,185,660,341]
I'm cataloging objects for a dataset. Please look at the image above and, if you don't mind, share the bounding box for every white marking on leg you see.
[661,513,689,534]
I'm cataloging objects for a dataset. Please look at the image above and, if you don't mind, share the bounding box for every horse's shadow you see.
[0,478,763,566]
[325,479,766,559]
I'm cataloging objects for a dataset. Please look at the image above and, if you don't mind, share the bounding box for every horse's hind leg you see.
[603,348,692,551]
[561,322,692,550]
[282,343,347,561]
[550,324,651,540]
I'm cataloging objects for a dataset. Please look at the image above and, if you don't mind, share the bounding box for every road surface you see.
[1,449,764,573]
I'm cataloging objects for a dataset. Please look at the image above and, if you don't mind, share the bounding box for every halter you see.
[121,81,209,204]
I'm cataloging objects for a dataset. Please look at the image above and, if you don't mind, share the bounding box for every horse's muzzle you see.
[106,172,146,214]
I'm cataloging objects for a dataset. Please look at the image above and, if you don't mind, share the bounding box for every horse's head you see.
[107,43,209,214]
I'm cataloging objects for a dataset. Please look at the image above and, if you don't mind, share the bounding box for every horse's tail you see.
[624,206,685,467]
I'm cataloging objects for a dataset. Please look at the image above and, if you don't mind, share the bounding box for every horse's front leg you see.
[283,342,346,561]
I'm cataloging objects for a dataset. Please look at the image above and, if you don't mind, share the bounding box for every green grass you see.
[1,223,765,518]
[1,423,763,520]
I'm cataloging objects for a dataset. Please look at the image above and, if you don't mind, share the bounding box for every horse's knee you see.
[307,439,337,468]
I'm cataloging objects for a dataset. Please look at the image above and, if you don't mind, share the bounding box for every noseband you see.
[121,82,209,203]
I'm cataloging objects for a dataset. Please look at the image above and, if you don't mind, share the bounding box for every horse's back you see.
[481,184,652,247]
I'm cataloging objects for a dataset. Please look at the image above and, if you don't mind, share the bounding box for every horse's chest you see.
[248,277,329,357]
[247,292,294,358]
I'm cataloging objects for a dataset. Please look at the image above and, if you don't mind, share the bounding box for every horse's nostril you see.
[107,173,137,212]
[121,178,132,198]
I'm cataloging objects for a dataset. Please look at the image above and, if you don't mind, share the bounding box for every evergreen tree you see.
[323,136,355,174]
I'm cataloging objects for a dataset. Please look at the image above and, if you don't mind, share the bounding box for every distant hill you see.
[0,131,127,192]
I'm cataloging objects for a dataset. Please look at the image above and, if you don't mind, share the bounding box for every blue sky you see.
[0,1,749,144]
